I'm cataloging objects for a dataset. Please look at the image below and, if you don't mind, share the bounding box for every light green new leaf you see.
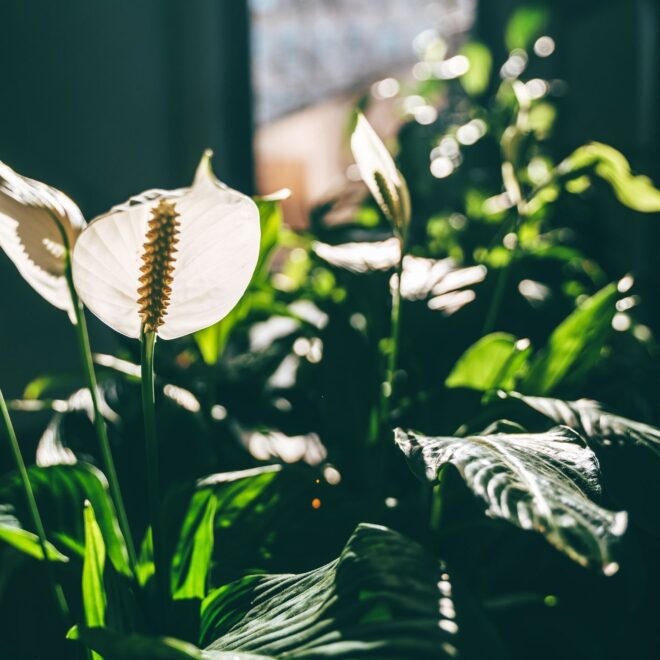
[395,427,627,574]
[446,332,531,392]
[201,524,460,659]
[0,463,131,576]
[559,142,660,212]
[458,42,492,96]
[0,505,68,562]
[83,501,107,660]
[521,283,618,395]
[505,5,550,51]
[68,626,207,659]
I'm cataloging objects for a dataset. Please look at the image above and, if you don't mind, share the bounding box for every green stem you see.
[0,388,70,621]
[65,265,138,573]
[140,328,166,605]
[370,234,406,446]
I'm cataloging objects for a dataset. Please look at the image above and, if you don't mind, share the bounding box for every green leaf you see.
[505,5,550,52]
[458,42,492,96]
[446,332,531,392]
[201,523,460,658]
[395,427,627,574]
[0,504,68,562]
[0,463,131,576]
[559,142,660,212]
[521,283,618,395]
[69,626,206,659]
[82,502,107,644]
[194,198,284,364]
[170,466,282,597]
[504,392,660,534]
[170,491,217,600]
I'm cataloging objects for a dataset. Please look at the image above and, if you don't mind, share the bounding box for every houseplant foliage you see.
[1,7,660,660]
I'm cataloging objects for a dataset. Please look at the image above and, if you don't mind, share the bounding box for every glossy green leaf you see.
[446,332,531,392]
[68,626,206,659]
[169,465,282,598]
[396,427,627,574]
[458,41,492,96]
[0,463,131,576]
[201,523,460,658]
[521,283,618,395]
[82,501,107,660]
[0,504,68,562]
[560,142,660,212]
[170,491,217,600]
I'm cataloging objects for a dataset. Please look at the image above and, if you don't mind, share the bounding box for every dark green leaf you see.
[395,427,627,574]
[521,283,618,395]
[0,463,131,576]
[446,332,531,392]
[201,523,460,659]
[68,625,206,659]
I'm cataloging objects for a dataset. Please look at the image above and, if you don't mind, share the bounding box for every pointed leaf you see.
[0,504,68,562]
[396,427,627,574]
[521,283,618,394]
[82,501,107,644]
[446,333,531,391]
[0,463,131,576]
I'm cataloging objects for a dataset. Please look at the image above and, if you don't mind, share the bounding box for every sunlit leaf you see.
[458,42,492,96]
[396,427,627,574]
[521,283,618,395]
[446,333,531,391]
[0,504,68,562]
[82,501,107,660]
[0,463,131,576]
[68,626,205,659]
[559,142,660,212]
[505,5,550,52]
[72,151,260,340]
[170,491,217,600]
[201,523,460,658]
[0,160,84,313]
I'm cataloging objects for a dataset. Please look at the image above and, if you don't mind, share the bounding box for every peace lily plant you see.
[72,150,260,603]
[351,113,410,446]
[0,160,137,574]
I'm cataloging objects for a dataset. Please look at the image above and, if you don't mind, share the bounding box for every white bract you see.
[350,113,410,230]
[72,151,260,340]
[0,161,85,314]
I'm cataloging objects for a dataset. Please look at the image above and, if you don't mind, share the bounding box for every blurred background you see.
[0,0,658,396]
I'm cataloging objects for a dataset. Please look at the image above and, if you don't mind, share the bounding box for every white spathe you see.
[72,151,260,340]
[350,113,409,227]
[0,161,85,313]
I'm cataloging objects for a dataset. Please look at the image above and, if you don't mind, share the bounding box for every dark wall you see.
[0,0,253,396]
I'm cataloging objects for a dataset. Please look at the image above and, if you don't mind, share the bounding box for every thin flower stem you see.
[369,234,406,448]
[65,265,138,573]
[140,328,166,606]
[0,388,70,622]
